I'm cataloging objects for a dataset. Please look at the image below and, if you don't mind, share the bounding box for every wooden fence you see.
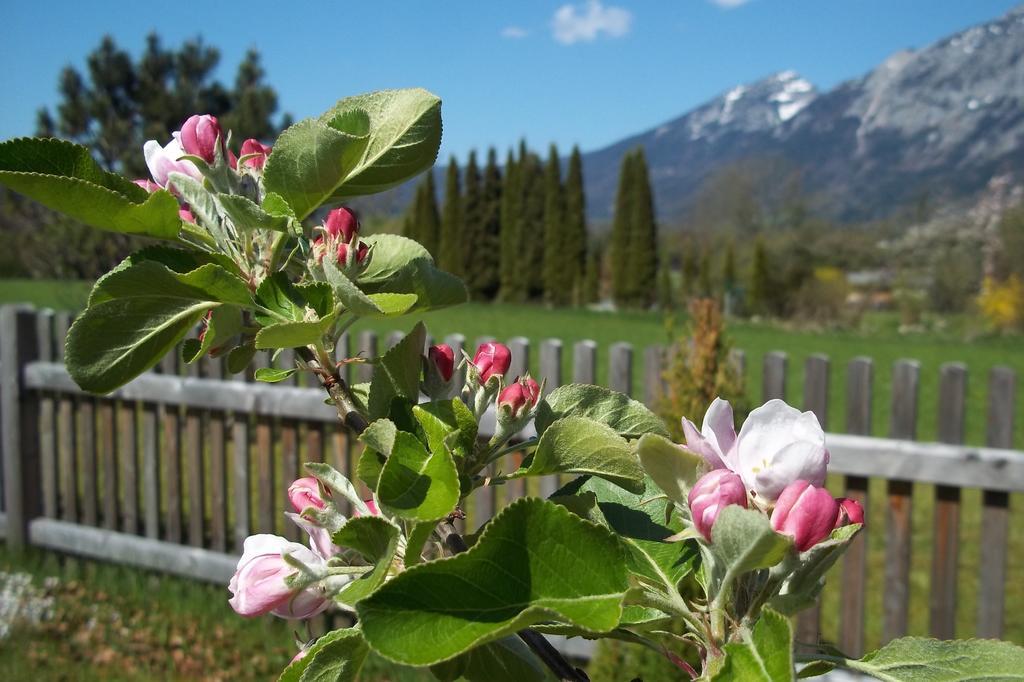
[1,304,1022,656]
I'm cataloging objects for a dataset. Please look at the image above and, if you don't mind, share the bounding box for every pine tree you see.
[625,148,658,308]
[750,237,771,315]
[402,188,419,242]
[610,151,636,305]
[438,157,463,277]
[542,144,566,305]
[564,146,588,305]
[461,151,484,297]
[722,239,737,315]
[518,149,547,300]
[658,260,674,310]
[499,148,522,301]
[583,246,601,304]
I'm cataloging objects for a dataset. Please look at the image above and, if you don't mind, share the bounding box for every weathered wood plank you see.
[643,345,665,407]
[931,363,966,639]
[507,337,530,381]
[572,340,597,385]
[839,357,871,657]
[883,359,919,643]
[54,312,78,524]
[253,352,275,534]
[36,310,58,519]
[538,339,563,499]
[99,399,118,531]
[762,351,787,401]
[118,400,138,535]
[797,354,829,648]
[78,396,98,527]
[356,331,377,384]
[142,399,159,539]
[159,352,182,543]
[232,415,250,554]
[609,342,632,396]
[978,366,1014,639]
[203,357,227,553]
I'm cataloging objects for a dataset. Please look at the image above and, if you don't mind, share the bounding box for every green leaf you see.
[404,521,436,566]
[413,399,478,460]
[636,433,704,507]
[535,384,670,439]
[848,637,1024,681]
[710,506,792,596]
[357,234,432,284]
[255,272,309,324]
[66,260,253,393]
[712,609,794,681]
[182,305,243,363]
[304,462,371,515]
[517,416,644,493]
[357,498,630,666]
[0,137,182,239]
[322,257,417,317]
[359,253,468,313]
[262,117,370,220]
[227,342,256,374]
[277,628,368,682]
[769,524,862,615]
[366,292,418,316]
[360,418,398,455]
[255,367,297,383]
[356,447,387,492]
[430,637,550,682]
[332,516,401,604]
[318,88,442,199]
[367,323,426,419]
[254,315,335,349]
[217,193,293,232]
[797,661,835,678]
[376,431,459,521]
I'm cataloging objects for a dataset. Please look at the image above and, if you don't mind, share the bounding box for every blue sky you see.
[1,0,1020,161]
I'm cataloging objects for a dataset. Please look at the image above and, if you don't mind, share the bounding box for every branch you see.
[297,347,369,434]
[437,521,590,682]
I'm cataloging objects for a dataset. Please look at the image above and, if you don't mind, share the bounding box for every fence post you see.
[1,305,42,549]
[763,351,787,400]
[931,363,966,639]
[54,312,78,525]
[840,357,872,657]
[36,309,58,520]
[572,340,597,385]
[444,333,467,394]
[357,331,377,384]
[507,337,530,381]
[609,343,633,396]
[538,340,563,498]
[797,354,829,648]
[884,359,919,643]
[644,345,665,407]
[978,366,1014,638]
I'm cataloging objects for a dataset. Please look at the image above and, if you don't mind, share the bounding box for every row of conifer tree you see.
[403,143,660,307]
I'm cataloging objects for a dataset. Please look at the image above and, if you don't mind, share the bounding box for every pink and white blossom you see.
[681,397,737,470]
[228,534,329,619]
[735,400,829,502]
[143,134,202,187]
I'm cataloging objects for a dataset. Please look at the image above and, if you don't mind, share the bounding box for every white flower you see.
[681,397,737,470]
[143,133,202,187]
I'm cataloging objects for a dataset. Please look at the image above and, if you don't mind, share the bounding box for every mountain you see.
[360,5,1024,227]
[582,4,1024,223]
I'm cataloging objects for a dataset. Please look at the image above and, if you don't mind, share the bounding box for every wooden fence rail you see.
[1,304,1022,655]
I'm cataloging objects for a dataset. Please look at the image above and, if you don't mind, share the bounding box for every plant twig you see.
[297,347,369,434]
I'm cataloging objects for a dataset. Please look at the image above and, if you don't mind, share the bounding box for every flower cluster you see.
[228,476,380,621]
[682,398,863,550]
[311,207,370,274]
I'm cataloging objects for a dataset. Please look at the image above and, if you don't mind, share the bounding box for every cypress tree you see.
[749,237,771,315]
[564,146,587,305]
[583,246,601,304]
[610,151,636,305]
[519,150,547,300]
[402,189,418,242]
[658,259,673,310]
[722,239,737,314]
[438,157,462,277]
[461,151,485,298]
[625,148,658,307]
[698,249,712,297]
[681,241,698,299]
[418,170,441,257]
[542,144,566,305]
[477,148,503,299]
[499,148,521,301]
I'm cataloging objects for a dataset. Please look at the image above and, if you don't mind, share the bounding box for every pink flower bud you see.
[336,241,369,266]
[288,477,326,513]
[133,178,160,193]
[143,136,202,187]
[834,497,865,529]
[687,469,747,541]
[179,114,223,164]
[228,535,328,619]
[473,342,511,382]
[428,344,455,382]
[240,138,272,169]
[323,207,359,242]
[498,376,540,415]
[770,480,839,551]
[179,207,195,223]
[355,498,380,517]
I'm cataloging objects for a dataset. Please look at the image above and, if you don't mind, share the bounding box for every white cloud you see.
[709,0,751,8]
[551,1,633,45]
[501,25,530,39]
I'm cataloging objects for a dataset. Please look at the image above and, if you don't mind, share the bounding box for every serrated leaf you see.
[183,305,243,363]
[227,342,256,374]
[366,292,418,316]
[322,257,388,316]
[255,272,308,324]
[277,628,368,682]
[255,367,297,383]
[356,447,387,492]
[797,661,835,678]
[376,431,459,521]
[535,384,670,439]
[769,524,862,615]
[263,117,370,220]
[846,637,1024,681]
[517,416,643,493]
[413,399,478,460]
[358,250,467,313]
[332,516,401,604]
[357,498,630,666]
[304,462,371,516]
[318,88,442,199]
[713,611,795,682]
[430,636,550,682]
[360,418,398,455]
[217,193,293,232]
[404,521,436,567]
[255,315,336,349]
[367,323,426,419]
[710,506,792,597]
[637,432,705,507]
[0,137,182,239]
[89,259,253,308]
